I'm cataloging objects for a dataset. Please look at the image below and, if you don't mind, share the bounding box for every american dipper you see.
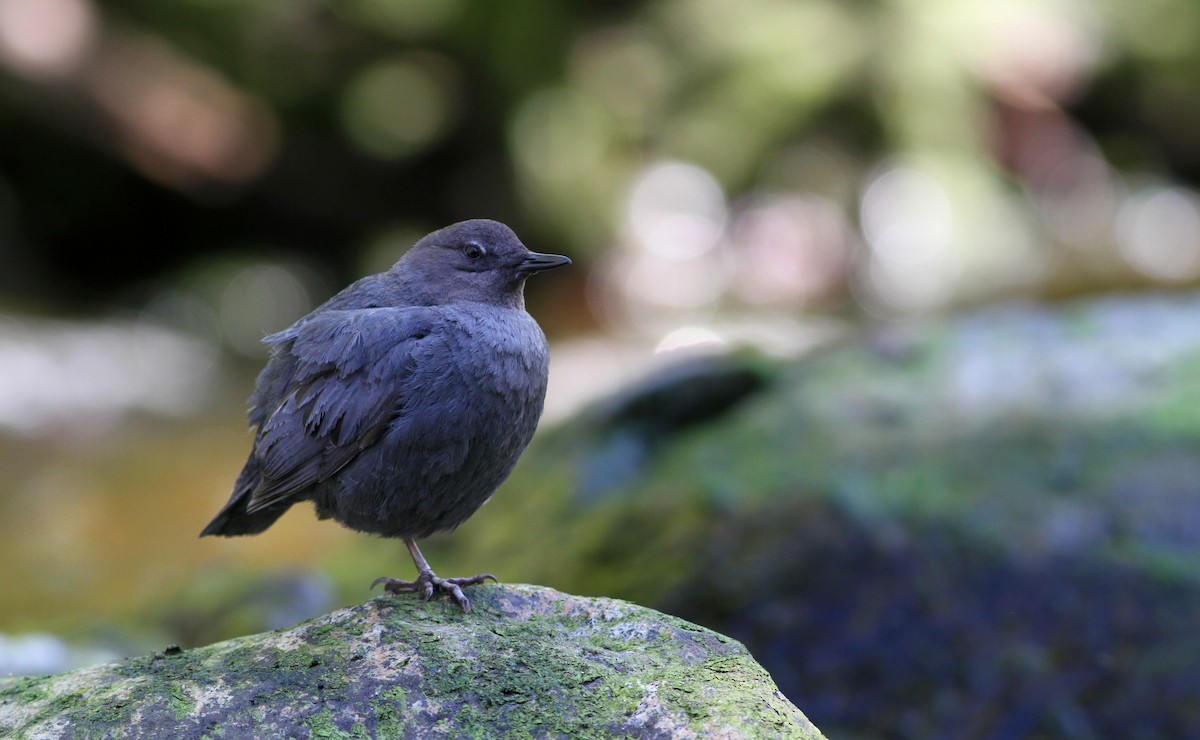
[200,219,570,611]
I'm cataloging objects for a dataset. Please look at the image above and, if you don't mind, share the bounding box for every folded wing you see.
[244,306,441,513]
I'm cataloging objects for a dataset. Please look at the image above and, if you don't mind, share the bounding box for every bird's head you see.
[395,219,570,308]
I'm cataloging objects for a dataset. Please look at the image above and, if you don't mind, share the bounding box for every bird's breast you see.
[450,306,551,395]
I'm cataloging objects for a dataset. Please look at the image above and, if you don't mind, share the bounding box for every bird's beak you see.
[519,251,572,275]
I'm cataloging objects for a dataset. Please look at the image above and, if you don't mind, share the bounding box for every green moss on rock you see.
[0,585,823,739]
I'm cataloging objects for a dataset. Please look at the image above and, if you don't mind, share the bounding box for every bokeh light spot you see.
[512,87,608,187]
[360,224,429,276]
[655,326,724,354]
[214,261,323,356]
[0,0,95,78]
[1116,186,1200,281]
[627,161,726,259]
[859,162,962,312]
[730,195,852,307]
[340,54,460,159]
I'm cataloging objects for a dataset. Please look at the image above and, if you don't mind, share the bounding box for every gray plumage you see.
[201,219,569,610]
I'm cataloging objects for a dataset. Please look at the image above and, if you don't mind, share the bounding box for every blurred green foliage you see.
[0,0,1197,317]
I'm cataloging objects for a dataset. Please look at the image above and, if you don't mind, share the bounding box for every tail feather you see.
[199,496,291,536]
[200,456,293,537]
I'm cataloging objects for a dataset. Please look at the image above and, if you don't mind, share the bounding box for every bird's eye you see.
[463,242,486,260]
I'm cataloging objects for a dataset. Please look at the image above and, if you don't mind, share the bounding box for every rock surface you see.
[0,584,823,739]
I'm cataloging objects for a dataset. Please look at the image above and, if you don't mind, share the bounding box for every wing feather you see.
[242,306,439,513]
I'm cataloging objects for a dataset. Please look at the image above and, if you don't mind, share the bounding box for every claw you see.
[372,571,498,612]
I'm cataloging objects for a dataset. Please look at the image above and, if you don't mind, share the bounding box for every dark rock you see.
[578,352,771,498]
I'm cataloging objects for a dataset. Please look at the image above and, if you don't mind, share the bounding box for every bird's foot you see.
[371,571,497,612]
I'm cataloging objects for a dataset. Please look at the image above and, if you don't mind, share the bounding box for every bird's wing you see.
[242,306,443,514]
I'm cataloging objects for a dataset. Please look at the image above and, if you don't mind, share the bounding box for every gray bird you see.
[201,219,570,611]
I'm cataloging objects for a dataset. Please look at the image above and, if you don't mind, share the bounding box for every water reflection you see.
[0,316,216,437]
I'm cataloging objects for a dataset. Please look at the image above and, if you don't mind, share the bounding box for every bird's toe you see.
[373,570,495,611]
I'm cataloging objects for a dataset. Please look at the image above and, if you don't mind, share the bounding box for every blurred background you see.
[1,0,1198,736]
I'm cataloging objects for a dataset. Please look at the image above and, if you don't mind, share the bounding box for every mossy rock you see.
[0,584,823,739]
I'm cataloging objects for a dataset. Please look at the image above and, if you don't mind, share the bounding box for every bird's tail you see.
[199,457,292,537]
[199,497,290,536]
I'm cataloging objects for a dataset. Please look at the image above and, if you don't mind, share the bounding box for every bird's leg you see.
[371,538,497,612]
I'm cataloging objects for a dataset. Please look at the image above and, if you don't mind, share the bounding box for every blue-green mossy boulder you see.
[1,584,823,739]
